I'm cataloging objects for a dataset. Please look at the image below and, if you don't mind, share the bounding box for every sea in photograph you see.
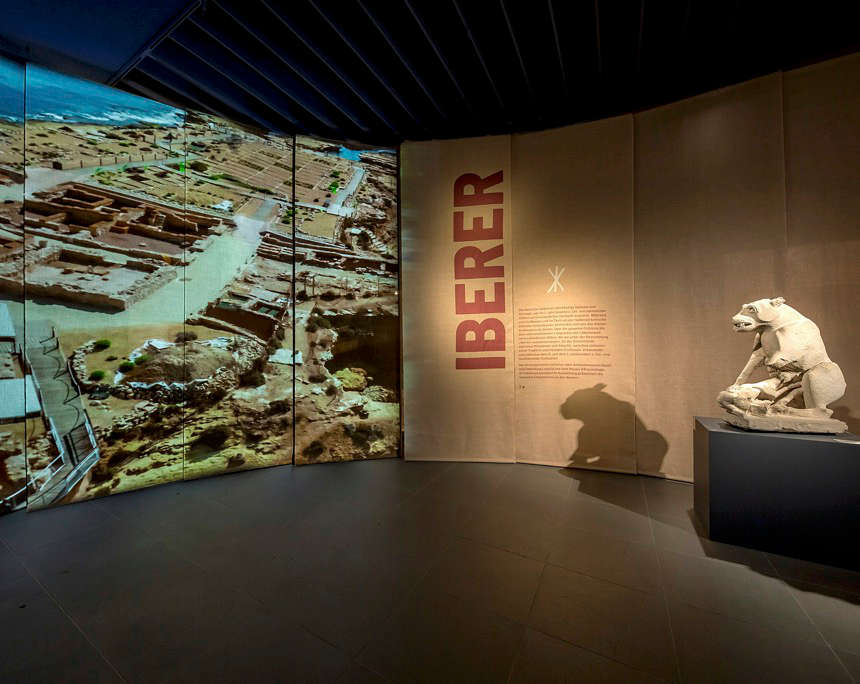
[333,146,396,161]
[21,63,183,127]
[0,56,23,121]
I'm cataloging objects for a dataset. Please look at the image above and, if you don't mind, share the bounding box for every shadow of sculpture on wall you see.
[559,383,667,474]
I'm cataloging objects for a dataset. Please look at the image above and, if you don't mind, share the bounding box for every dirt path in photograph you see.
[9,198,279,334]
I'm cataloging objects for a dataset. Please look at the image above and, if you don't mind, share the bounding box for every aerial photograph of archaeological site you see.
[0,59,399,513]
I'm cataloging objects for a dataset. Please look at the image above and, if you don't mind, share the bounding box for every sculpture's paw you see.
[719,385,761,412]
[723,404,747,418]
[717,391,736,409]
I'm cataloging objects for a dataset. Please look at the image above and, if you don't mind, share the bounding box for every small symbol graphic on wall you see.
[547,266,565,294]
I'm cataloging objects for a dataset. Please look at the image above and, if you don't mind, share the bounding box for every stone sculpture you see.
[718,297,847,433]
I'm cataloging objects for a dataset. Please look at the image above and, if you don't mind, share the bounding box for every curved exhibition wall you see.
[2,50,857,514]
[401,53,860,481]
[0,58,400,514]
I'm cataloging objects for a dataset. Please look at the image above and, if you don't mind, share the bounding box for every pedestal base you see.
[694,417,860,569]
[723,411,847,434]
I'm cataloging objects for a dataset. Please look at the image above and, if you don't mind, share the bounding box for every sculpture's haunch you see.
[718,297,848,433]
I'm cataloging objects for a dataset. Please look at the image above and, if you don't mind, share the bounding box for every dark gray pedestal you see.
[694,417,860,569]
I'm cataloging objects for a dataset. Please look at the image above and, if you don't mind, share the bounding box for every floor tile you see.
[500,463,574,499]
[181,464,319,520]
[329,457,453,495]
[650,512,769,567]
[557,497,654,545]
[419,537,544,623]
[767,552,860,597]
[789,582,860,657]
[179,459,294,500]
[0,539,29,591]
[167,521,317,605]
[457,499,562,562]
[0,496,118,555]
[836,650,860,682]
[359,589,525,684]
[418,461,513,506]
[279,541,422,655]
[96,479,222,533]
[337,661,390,683]
[568,469,650,515]
[393,485,482,541]
[548,526,661,593]
[658,548,818,639]
[489,475,568,520]
[1,460,846,682]
[0,575,122,683]
[69,566,299,682]
[163,621,350,684]
[669,599,852,684]
[18,515,170,588]
[357,509,456,579]
[509,628,666,683]
[529,564,676,680]
[640,476,693,520]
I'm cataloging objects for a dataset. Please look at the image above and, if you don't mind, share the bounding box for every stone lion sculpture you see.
[717,297,847,433]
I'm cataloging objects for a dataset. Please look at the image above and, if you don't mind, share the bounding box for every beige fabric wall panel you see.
[783,53,860,434]
[511,116,636,472]
[633,74,788,481]
[402,136,516,461]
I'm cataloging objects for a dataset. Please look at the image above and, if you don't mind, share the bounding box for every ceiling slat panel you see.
[2,0,857,143]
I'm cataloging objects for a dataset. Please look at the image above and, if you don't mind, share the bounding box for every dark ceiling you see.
[2,0,859,145]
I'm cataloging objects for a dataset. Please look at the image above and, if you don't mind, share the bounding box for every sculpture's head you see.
[732,297,786,332]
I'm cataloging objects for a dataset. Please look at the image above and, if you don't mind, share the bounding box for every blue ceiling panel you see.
[0,0,191,81]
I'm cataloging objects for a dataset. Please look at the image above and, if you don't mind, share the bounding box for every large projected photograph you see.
[0,60,401,513]
[19,66,302,507]
[177,112,295,481]
[293,136,399,465]
[21,65,192,509]
[0,56,26,513]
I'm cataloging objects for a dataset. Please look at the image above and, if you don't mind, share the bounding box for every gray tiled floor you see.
[0,459,858,683]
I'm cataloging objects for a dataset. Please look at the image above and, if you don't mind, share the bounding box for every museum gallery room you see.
[0,0,858,682]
